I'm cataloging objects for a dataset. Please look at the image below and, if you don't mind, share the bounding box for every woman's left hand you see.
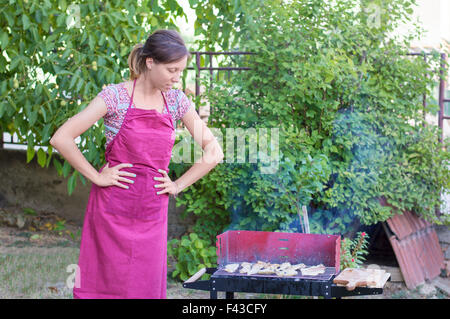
[154,169,179,197]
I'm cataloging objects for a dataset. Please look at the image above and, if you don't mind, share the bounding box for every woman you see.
[50,29,224,299]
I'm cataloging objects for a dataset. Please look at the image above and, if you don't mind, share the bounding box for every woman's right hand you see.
[95,162,136,189]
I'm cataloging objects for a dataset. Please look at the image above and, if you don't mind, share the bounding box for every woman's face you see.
[146,56,188,92]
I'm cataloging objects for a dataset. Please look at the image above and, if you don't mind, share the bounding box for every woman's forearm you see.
[50,137,100,185]
[174,142,224,193]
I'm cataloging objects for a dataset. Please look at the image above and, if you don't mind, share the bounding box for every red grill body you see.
[216,230,341,274]
[183,230,385,299]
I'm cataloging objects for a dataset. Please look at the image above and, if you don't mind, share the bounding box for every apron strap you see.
[129,78,137,108]
[161,91,170,114]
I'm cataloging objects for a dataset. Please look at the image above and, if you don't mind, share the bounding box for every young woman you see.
[50,29,224,299]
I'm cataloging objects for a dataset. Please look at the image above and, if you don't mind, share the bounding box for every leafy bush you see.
[169,0,449,280]
[0,0,188,194]
[167,232,216,281]
[341,232,370,269]
[323,110,450,225]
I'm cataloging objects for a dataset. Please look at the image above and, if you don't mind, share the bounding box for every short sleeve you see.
[97,85,118,117]
[175,90,192,121]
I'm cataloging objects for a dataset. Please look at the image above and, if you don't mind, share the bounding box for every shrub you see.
[341,232,370,269]
[169,0,450,280]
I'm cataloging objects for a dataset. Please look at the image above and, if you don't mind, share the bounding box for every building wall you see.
[395,0,450,47]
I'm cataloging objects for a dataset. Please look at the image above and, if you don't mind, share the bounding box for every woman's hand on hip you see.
[154,169,179,196]
[95,162,136,189]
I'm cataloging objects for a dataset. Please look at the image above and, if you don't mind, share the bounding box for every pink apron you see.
[73,78,175,299]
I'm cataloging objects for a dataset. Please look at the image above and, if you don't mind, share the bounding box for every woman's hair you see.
[128,29,191,80]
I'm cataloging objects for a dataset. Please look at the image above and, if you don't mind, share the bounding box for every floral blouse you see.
[97,82,191,148]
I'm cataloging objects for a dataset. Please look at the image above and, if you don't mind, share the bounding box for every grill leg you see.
[210,290,217,299]
[225,291,234,299]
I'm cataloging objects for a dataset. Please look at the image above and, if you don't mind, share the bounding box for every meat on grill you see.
[224,263,240,273]
[223,261,326,277]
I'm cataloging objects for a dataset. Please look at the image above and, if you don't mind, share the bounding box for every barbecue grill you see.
[183,230,386,299]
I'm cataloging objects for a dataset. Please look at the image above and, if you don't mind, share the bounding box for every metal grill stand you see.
[183,231,386,299]
[183,267,385,299]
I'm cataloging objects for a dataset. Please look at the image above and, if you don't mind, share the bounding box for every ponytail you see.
[128,43,145,80]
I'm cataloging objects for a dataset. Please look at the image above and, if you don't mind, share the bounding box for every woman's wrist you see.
[92,171,103,186]
[174,181,182,198]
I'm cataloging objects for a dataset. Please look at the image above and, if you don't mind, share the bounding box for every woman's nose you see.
[173,71,182,82]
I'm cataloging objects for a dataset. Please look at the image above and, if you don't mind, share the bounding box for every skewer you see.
[302,205,310,234]
[297,205,305,233]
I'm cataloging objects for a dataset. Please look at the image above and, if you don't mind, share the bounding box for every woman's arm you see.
[49,95,108,185]
[173,106,224,193]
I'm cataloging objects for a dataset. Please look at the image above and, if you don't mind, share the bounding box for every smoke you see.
[313,107,394,231]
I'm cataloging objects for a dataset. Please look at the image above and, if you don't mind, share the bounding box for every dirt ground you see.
[0,207,448,299]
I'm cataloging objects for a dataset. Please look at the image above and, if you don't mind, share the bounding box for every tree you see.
[0,0,188,194]
[178,0,450,240]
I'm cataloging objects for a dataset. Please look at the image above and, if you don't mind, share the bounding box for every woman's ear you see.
[146,57,153,70]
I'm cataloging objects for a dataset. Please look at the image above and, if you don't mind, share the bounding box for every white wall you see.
[395,0,450,48]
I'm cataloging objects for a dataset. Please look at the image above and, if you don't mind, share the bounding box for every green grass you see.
[0,248,80,299]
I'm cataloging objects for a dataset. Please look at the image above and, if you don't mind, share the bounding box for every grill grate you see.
[213,266,336,281]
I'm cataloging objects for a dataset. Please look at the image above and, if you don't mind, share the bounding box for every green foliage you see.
[201,0,449,228]
[4,0,449,281]
[167,232,216,282]
[242,153,331,232]
[323,111,450,224]
[188,0,259,51]
[309,207,358,235]
[0,0,188,195]
[340,232,370,269]
[169,0,449,280]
